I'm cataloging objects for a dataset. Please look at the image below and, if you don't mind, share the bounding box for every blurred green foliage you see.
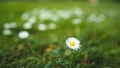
[0,0,120,2]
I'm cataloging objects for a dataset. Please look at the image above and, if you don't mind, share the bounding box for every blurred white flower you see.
[21,12,29,21]
[4,23,11,29]
[39,10,52,21]
[9,22,17,28]
[66,37,81,50]
[87,13,106,23]
[96,14,105,23]
[57,10,71,19]
[72,18,82,24]
[4,22,17,29]
[23,22,32,29]
[87,13,97,23]
[3,29,12,35]
[28,16,36,24]
[72,8,84,17]
[18,31,29,39]
[38,24,47,31]
[48,23,57,30]
[50,15,59,22]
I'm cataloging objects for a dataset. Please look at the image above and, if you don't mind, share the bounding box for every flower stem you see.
[71,49,75,67]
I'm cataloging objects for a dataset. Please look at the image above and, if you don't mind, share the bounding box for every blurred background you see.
[0,0,120,68]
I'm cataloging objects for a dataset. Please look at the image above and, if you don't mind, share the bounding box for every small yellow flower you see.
[45,47,53,53]
[101,34,107,39]
[66,37,81,50]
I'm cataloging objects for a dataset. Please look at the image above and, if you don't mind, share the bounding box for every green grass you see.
[0,2,120,68]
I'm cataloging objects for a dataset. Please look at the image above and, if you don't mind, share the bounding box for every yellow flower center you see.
[70,41,75,46]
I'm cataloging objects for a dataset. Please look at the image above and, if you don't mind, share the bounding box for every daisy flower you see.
[38,23,47,31]
[48,23,57,30]
[21,12,29,21]
[18,31,29,39]
[72,18,82,25]
[3,29,12,35]
[23,22,32,29]
[66,37,81,50]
